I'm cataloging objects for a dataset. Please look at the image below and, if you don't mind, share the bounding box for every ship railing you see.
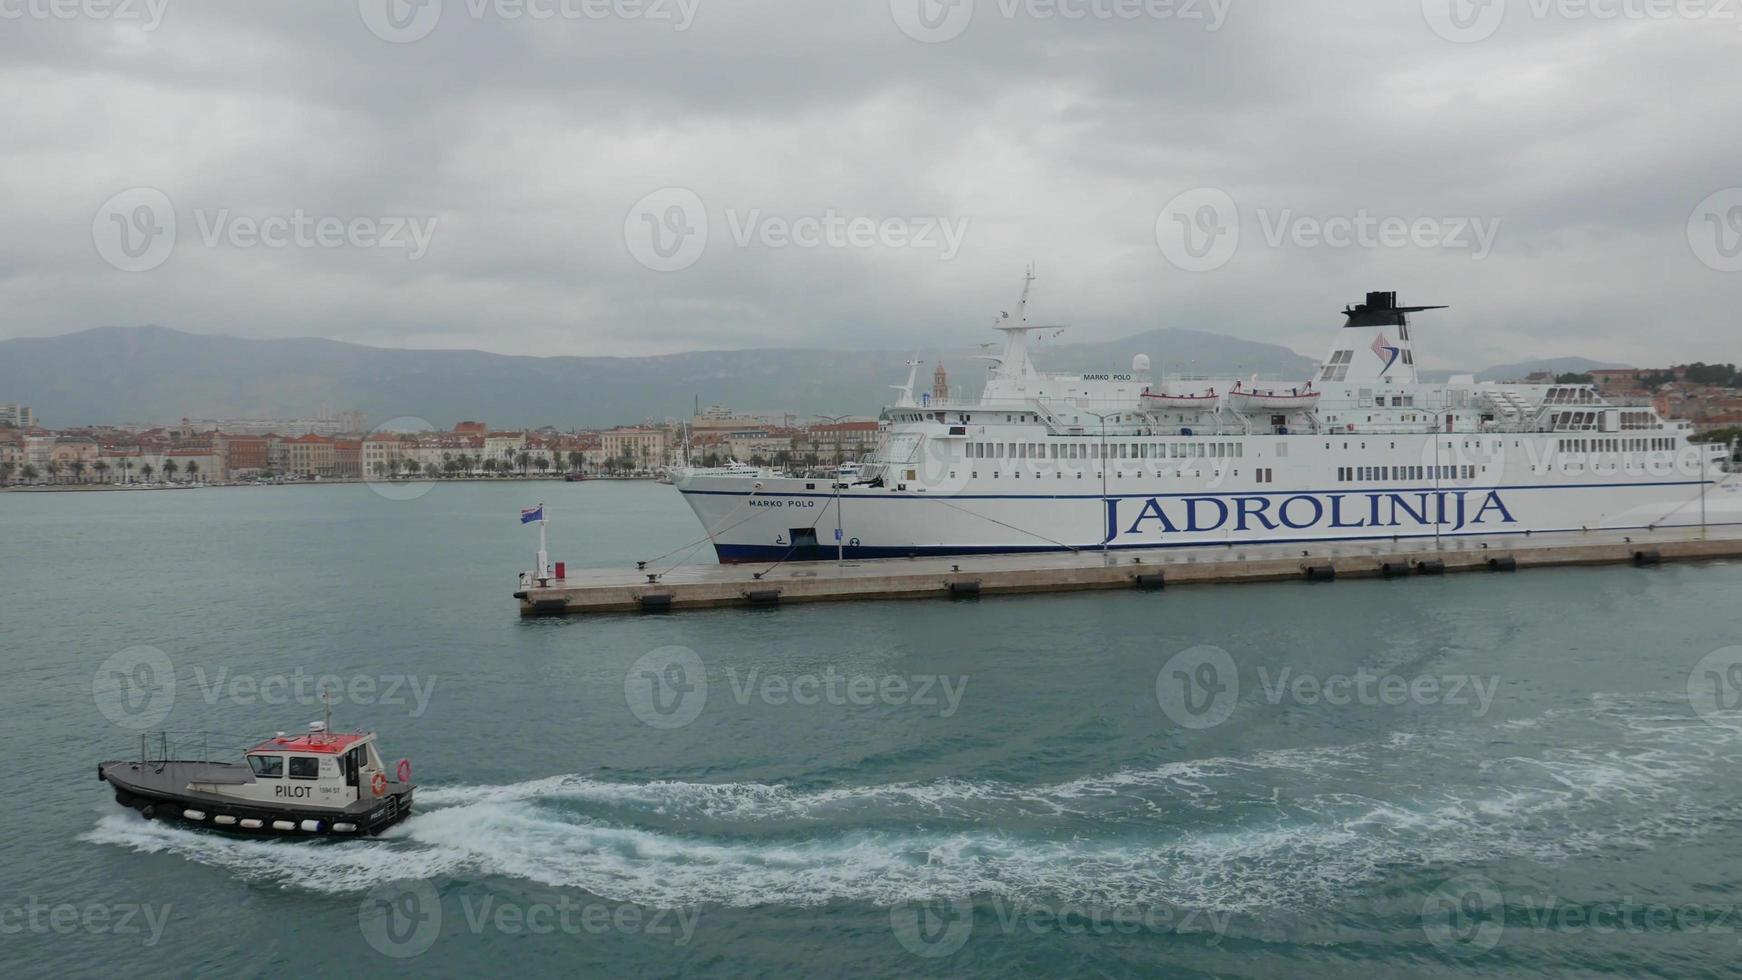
[129,730,278,767]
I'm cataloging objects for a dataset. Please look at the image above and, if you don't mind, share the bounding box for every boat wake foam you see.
[83,696,1742,912]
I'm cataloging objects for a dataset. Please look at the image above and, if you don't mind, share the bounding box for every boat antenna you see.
[321,684,332,744]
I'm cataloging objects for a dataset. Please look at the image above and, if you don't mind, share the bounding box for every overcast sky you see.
[1,0,1738,369]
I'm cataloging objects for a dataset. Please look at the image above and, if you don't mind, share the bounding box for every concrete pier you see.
[514,526,1742,616]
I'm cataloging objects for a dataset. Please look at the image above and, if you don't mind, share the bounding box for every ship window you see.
[289,757,320,780]
[249,755,283,778]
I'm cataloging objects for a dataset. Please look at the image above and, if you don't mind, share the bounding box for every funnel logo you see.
[625,187,708,272]
[93,645,176,729]
[359,0,443,43]
[1156,645,1238,729]
[890,895,973,957]
[626,645,708,728]
[1689,188,1742,273]
[93,188,176,272]
[1421,0,1505,43]
[359,879,442,958]
[1371,332,1402,374]
[1421,873,1504,952]
[1156,188,1239,273]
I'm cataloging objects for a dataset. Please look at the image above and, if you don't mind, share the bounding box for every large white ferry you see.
[676,274,1739,562]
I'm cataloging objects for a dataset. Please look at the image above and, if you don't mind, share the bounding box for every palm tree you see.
[93,459,110,483]
[185,460,200,482]
[534,455,550,476]
[371,461,386,478]
[456,453,472,476]
[21,464,38,483]
[481,458,497,476]
[515,451,531,476]
[118,458,132,484]
[140,463,154,483]
[443,458,460,476]
[0,461,12,485]
[567,451,583,474]
[70,459,87,483]
[162,459,179,482]
[45,459,60,483]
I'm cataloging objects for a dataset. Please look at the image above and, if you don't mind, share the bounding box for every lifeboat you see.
[1140,387,1220,409]
[1228,381,1320,412]
[97,702,414,837]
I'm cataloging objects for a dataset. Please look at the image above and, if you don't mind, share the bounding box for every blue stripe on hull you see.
[712,521,1742,564]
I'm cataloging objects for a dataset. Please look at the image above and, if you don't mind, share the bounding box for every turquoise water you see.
[3,481,1741,977]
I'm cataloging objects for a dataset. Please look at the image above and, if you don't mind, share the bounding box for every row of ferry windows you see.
[1559,437,1675,452]
[1338,465,1476,483]
[967,442,1245,460]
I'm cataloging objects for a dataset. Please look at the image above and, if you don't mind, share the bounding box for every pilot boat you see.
[97,703,414,836]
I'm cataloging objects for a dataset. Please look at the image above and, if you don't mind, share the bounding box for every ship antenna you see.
[321,684,333,744]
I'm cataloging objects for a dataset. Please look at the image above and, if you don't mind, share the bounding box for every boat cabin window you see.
[288,757,321,780]
[249,755,283,778]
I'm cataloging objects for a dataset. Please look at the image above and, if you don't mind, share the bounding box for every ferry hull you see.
[679,470,1742,563]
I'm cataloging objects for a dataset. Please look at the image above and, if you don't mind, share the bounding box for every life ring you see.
[396,758,412,783]
[371,771,388,795]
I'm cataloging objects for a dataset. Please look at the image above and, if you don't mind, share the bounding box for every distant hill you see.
[0,326,1638,428]
[0,325,1317,429]
[1420,357,1630,384]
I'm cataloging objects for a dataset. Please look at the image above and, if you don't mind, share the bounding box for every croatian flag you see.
[520,505,543,524]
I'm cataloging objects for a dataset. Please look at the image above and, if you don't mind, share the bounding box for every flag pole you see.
[537,501,549,581]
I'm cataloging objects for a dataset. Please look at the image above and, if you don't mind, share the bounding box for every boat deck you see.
[516,525,1742,615]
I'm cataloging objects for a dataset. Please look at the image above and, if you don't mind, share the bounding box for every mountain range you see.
[0,326,1625,429]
